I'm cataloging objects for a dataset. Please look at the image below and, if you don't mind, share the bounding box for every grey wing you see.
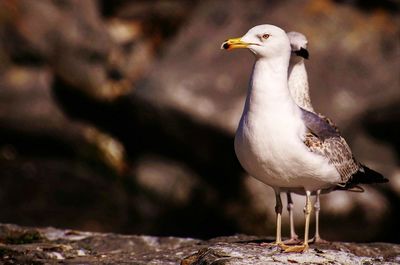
[317,113,340,133]
[301,109,360,183]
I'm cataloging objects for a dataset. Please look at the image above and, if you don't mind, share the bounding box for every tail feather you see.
[337,164,388,190]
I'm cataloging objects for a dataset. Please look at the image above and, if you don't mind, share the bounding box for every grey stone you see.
[1,224,399,265]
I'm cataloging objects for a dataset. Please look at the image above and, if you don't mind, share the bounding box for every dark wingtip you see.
[363,165,389,183]
[337,165,388,191]
[351,165,389,185]
[294,47,309,59]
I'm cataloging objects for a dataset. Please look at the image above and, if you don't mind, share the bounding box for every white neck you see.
[288,58,314,112]
[242,56,297,118]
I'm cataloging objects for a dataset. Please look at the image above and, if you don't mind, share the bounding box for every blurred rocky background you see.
[0,0,399,244]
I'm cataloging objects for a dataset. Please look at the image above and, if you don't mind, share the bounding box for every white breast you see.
[233,57,341,191]
[234,101,340,191]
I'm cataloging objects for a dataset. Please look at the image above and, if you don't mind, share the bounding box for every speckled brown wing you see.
[303,132,359,183]
[301,109,361,183]
[300,109,388,187]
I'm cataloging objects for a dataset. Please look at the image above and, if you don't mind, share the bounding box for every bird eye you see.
[262,33,270,39]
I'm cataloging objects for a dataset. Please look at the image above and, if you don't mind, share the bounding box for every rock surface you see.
[1,224,399,265]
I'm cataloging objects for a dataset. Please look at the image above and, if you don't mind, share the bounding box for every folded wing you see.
[301,109,388,187]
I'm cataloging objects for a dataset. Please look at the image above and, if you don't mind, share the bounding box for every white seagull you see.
[221,24,388,252]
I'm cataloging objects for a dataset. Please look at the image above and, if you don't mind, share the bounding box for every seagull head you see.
[221,24,291,59]
[287,31,309,60]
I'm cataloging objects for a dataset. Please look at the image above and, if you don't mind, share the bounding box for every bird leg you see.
[263,190,289,249]
[275,190,283,244]
[309,190,329,244]
[281,190,311,253]
[283,192,300,245]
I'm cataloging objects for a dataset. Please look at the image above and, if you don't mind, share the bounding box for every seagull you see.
[221,24,388,252]
[286,31,325,244]
[286,31,375,244]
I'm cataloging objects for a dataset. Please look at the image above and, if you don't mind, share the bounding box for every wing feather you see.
[301,109,360,183]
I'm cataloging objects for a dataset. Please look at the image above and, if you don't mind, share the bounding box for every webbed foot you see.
[309,236,329,244]
[283,236,301,245]
[281,243,309,253]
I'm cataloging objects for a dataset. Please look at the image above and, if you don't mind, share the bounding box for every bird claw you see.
[309,236,329,244]
[281,243,309,253]
[261,242,290,250]
[283,237,301,245]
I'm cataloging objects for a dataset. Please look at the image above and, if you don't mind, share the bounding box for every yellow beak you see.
[221,37,250,50]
